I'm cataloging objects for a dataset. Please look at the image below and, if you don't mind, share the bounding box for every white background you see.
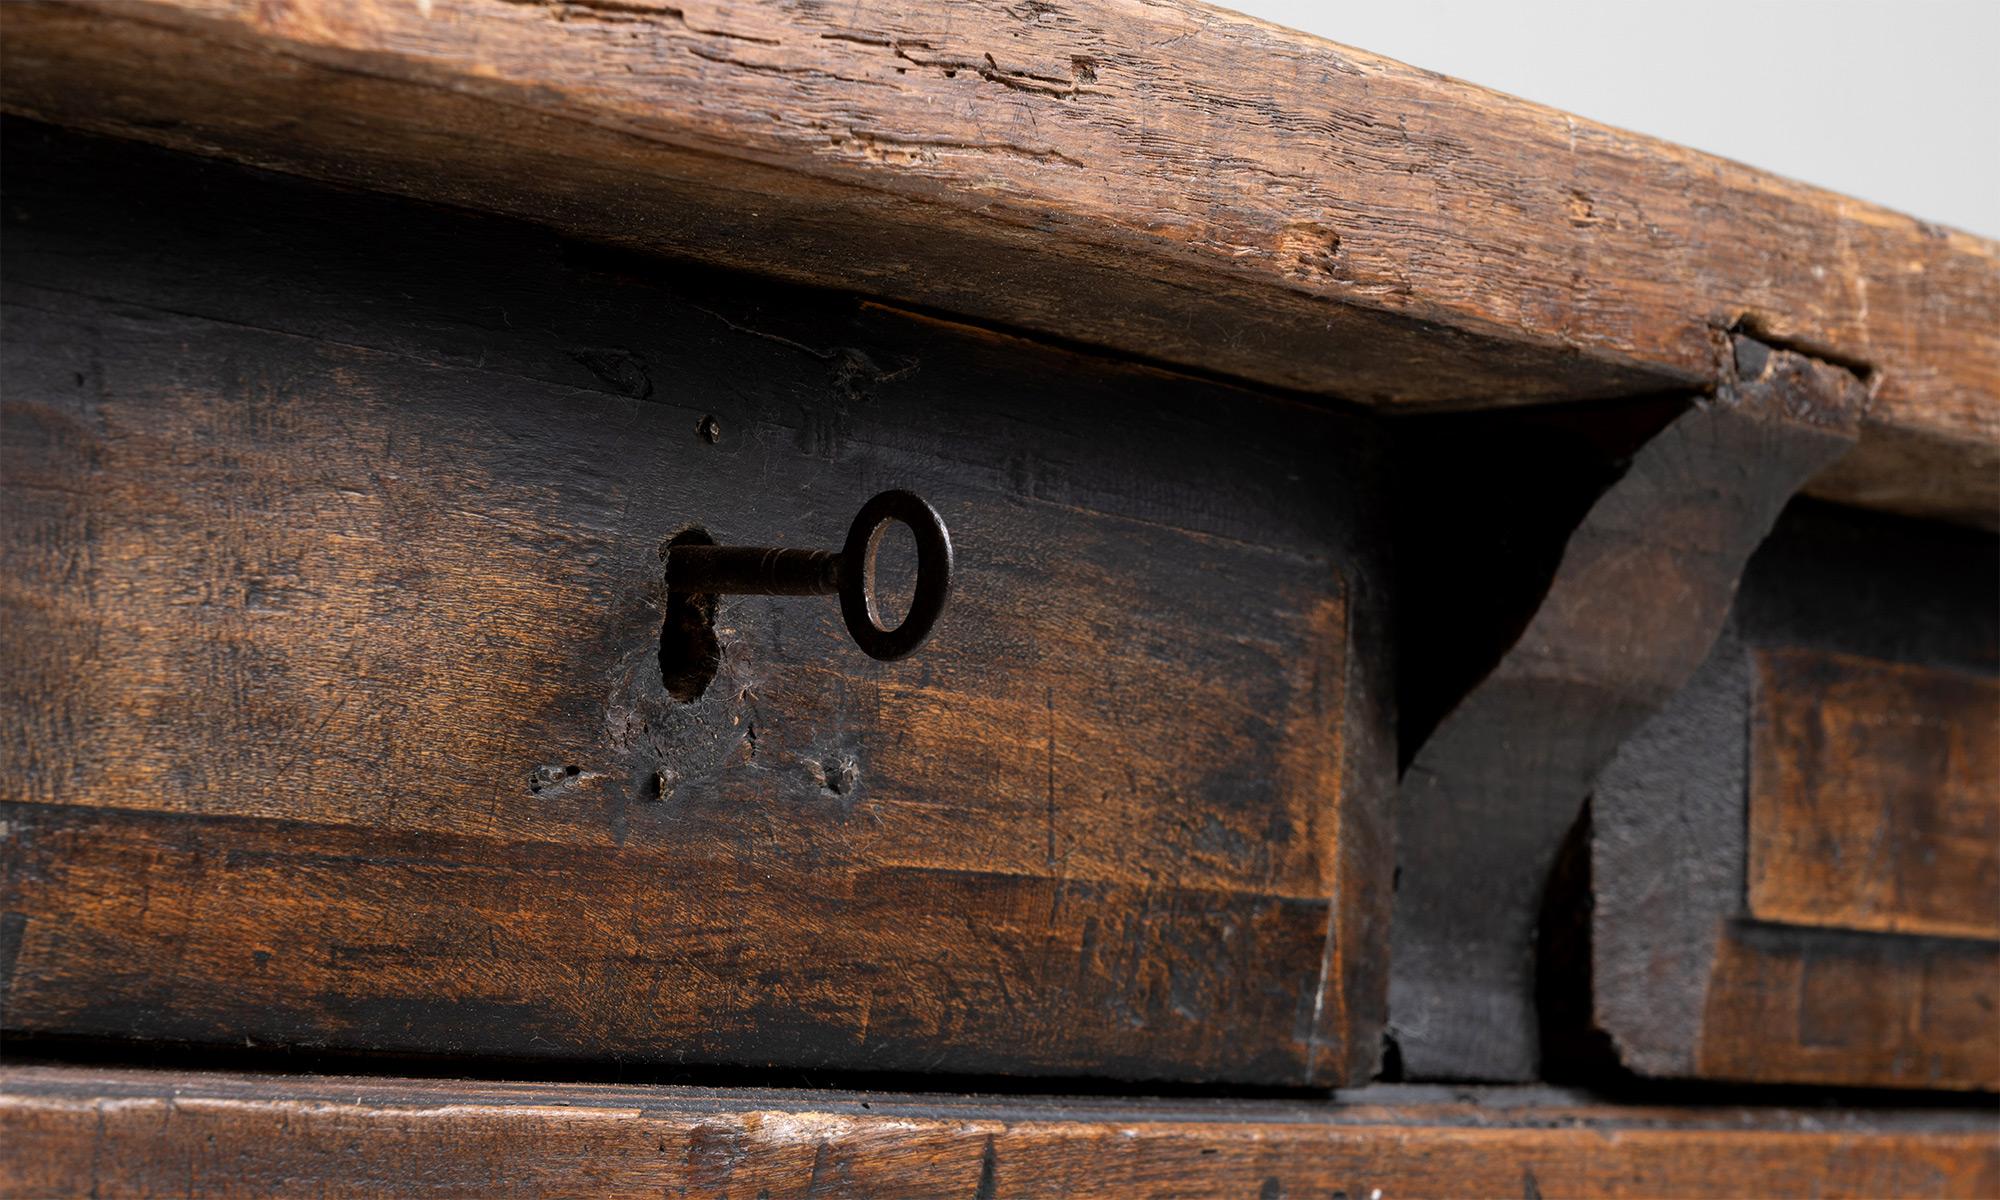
[1222,1,1999,238]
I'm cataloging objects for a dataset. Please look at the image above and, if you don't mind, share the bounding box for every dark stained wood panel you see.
[1694,922,2000,1092]
[1733,501,2000,678]
[0,805,1338,1080]
[0,126,1393,1084]
[1750,649,2000,940]
[7,1068,1998,1199]
[1,0,1995,525]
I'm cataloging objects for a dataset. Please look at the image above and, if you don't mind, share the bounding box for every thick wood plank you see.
[1,0,1994,524]
[1388,340,1862,1081]
[1749,649,2000,940]
[0,126,1392,1084]
[6,1068,1997,1199]
[1695,922,2000,1091]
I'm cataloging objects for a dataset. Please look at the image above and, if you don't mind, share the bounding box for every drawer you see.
[0,125,1393,1085]
[4,1,2000,1192]
[1586,503,1999,1090]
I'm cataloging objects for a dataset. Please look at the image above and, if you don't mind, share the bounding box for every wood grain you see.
[1591,508,2000,1090]
[1,0,1995,524]
[1750,649,2000,940]
[6,1067,1998,1199]
[0,805,1341,1080]
[1593,655,2000,1092]
[0,125,1392,1084]
[1388,339,1862,1081]
[1695,921,2000,1092]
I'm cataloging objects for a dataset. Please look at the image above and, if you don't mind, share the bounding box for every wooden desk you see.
[2,2,1993,1194]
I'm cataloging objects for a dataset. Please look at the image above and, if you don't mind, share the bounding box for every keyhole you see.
[660,528,720,703]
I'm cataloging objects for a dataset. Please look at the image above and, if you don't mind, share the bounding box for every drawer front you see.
[1749,649,1997,941]
[0,127,1391,1084]
[1589,504,1999,1090]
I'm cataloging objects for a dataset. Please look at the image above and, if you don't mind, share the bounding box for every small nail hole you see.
[529,764,582,795]
[661,528,720,703]
[817,757,858,796]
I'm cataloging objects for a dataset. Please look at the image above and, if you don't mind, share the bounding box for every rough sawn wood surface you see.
[1,0,1995,524]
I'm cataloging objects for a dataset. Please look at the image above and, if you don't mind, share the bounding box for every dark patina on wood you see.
[1589,503,2000,1091]
[1389,337,1866,1081]
[1,0,1994,525]
[1749,648,1997,941]
[0,124,1394,1085]
[7,1066,1998,1199]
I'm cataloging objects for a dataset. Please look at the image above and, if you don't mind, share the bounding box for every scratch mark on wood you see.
[1045,686,1057,870]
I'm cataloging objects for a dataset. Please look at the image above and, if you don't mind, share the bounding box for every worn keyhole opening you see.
[660,528,720,703]
[863,517,921,632]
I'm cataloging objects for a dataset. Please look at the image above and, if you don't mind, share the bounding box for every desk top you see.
[3,0,1994,524]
